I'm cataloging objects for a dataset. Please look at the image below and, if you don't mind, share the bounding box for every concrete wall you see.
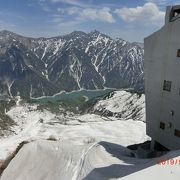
[145,5,180,150]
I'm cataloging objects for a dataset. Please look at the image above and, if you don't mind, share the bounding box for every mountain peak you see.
[66,31,87,37]
[89,30,101,35]
[0,30,14,35]
[0,30,144,97]
[89,30,112,40]
[0,30,23,40]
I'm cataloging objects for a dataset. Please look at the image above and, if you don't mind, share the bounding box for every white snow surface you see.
[0,101,148,180]
[0,91,179,180]
[93,91,145,121]
[0,102,148,161]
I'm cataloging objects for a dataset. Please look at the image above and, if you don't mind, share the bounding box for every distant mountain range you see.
[0,30,144,98]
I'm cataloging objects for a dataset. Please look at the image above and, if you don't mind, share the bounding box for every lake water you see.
[32,89,115,104]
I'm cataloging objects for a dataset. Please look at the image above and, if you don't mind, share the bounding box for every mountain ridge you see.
[0,30,144,98]
[0,30,136,43]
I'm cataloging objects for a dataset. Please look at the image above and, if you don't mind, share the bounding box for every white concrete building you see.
[145,5,180,150]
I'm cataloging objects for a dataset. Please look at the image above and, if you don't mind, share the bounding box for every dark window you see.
[170,9,180,21]
[177,49,180,57]
[163,80,172,92]
[174,129,180,137]
[173,9,180,18]
[160,122,165,130]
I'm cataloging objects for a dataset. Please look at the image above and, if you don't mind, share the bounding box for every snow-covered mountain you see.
[0,30,144,98]
[92,91,145,121]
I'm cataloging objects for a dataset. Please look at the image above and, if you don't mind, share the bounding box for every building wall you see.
[145,6,180,150]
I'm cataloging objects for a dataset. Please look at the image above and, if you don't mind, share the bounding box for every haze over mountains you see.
[0,30,144,98]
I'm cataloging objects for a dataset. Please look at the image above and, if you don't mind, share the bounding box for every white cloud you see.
[50,6,115,34]
[56,7,115,23]
[41,0,115,23]
[115,2,165,26]
[80,7,115,23]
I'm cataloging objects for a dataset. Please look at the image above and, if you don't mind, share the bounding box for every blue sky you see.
[0,0,179,42]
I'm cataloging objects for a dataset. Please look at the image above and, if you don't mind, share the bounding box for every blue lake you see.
[32,89,115,104]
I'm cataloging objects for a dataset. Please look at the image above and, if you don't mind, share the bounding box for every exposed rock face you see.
[0,30,144,98]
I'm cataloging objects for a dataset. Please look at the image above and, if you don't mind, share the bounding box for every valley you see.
[0,29,147,180]
[0,90,149,179]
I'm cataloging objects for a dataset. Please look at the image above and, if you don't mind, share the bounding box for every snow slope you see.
[93,90,145,121]
[0,91,148,180]
[4,91,180,180]
[1,136,180,180]
[0,102,148,161]
[0,116,149,180]
[3,90,179,180]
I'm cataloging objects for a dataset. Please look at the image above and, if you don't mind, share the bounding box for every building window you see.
[177,49,180,57]
[170,9,180,21]
[160,122,165,130]
[174,129,180,137]
[173,10,180,18]
[163,80,172,92]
